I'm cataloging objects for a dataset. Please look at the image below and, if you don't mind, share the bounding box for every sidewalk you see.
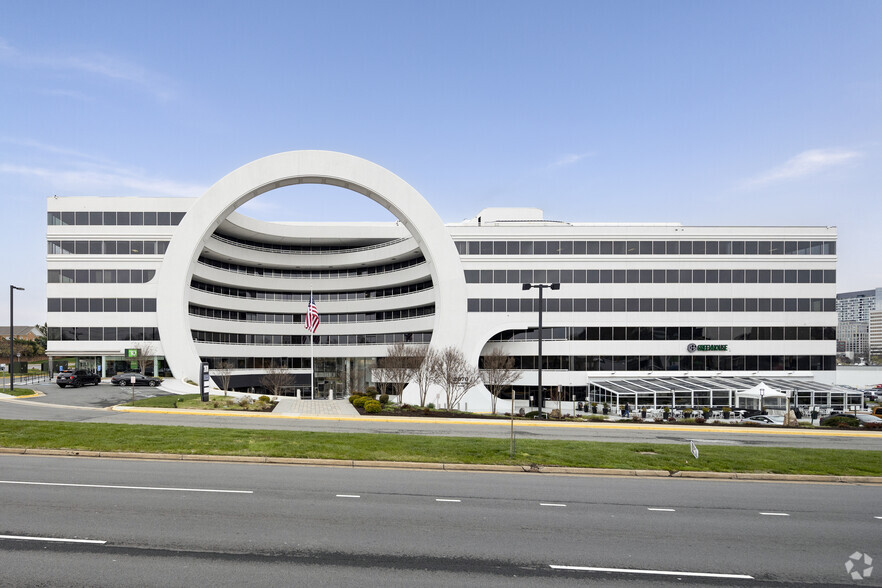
[273,397,360,417]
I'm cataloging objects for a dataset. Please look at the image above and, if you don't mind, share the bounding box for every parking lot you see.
[20,379,176,409]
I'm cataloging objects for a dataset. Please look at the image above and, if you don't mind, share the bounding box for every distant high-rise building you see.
[870,310,882,357]
[837,288,882,358]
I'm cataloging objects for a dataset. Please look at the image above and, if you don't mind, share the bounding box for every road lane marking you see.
[647,508,676,512]
[550,564,754,580]
[336,494,360,498]
[0,534,106,545]
[759,512,790,516]
[0,480,252,494]
[875,516,882,520]
[435,498,461,502]
[540,503,566,507]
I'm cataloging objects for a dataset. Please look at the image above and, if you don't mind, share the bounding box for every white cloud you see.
[547,152,595,169]
[0,162,206,197]
[743,148,862,188]
[0,37,175,101]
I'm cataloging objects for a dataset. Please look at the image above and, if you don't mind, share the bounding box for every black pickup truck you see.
[56,370,102,388]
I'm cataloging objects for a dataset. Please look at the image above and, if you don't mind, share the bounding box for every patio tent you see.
[735,381,788,409]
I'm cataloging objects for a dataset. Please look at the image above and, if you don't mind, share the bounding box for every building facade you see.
[46,151,840,411]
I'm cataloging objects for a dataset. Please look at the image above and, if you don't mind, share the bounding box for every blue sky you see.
[2,0,880,324]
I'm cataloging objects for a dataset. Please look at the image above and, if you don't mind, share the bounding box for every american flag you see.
[304,293,320,333]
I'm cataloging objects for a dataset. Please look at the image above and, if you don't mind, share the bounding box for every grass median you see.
[1,419,880,476]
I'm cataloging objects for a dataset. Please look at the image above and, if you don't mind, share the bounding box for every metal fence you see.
[0,372,51,391]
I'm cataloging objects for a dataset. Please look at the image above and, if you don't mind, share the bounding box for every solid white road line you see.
[759,512,790,516]
[647,508,676,512]
[550,564,754,580]
[0,480,252,494]
[540,503,566,507]
[875,516,882,520]
[0,534,106,545]
[336,494,361,498]
[435,498,461,502]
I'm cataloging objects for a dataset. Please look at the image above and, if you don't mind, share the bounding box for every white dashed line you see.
[0,534,106,545]
[435,498,461,503]
[540,503,567,507]
[550,564,754,580]
[759,512,790,517]
[647,508,676,512]
[336,494,360,498]
[874,516,882,520]
[0,480,252,494]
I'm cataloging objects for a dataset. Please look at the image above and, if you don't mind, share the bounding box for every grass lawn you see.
[1,388,37,397]
[0,419,879,476]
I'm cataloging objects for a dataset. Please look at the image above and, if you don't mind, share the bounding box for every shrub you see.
[379,393,389,405]
[258,395,270,403]
[426,403,435,409]
[352,396,368,408]
[821,416,859,428]
[630,416,643,423]
[364,399,382,413]
[865,422,882,430]
[364,386,377,398]
[348,394,362,404]
[695,417,706,424]
[587,415,607,422]
[654,418,664,423]
[238,396,251,408]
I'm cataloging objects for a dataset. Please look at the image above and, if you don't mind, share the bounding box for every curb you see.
[1,446,880,484]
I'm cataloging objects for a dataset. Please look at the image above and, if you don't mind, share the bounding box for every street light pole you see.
[9,285,24,392]
[522,282,560,412]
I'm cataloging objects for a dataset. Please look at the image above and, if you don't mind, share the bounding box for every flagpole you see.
[310,290,314,399]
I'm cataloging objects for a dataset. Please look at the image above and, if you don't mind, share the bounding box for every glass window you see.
[171,212,185,225]
[89,211,102,225]
[506,241,519,255]
[158,211,171,226]
[117,211,130,225]
[679,241,692,255]
[613,241,626,255]
[745,241,758,254]
[520,241,533,255]
[75,241,88,254]
[705,241,719,255]
[534,241,546,255]
[770,241,783,255]
[757,241,771,255]
[61,212,75,226]
[117,298,130,312]
[546,241,560,254]
[718,241,731,254]
[693,241,706,255]
[48,211,61,225]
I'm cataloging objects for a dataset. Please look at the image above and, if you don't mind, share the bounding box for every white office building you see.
[46,151,849,412]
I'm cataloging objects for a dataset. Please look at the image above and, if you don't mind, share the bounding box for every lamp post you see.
[9,285,24,392]
[522,282,560,412]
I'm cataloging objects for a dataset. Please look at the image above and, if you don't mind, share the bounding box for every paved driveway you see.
[21,380,176,409]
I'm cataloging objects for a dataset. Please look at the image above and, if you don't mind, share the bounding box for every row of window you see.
[488,325,837,342]
[456,240,836,256]
[48,298,157,313]
[482,355,837,372]
[48,269,156,284]
[465,268,836,285]
[212,232,406,255]
[192,330,433,346]
[48,326,159,341]
[201,356,313,370]
[48,211,185,226]
[188,303,435,324]
[48,240,170,255]
[190,279,434,302]
[198,256,426,279]
[468,297,836,313]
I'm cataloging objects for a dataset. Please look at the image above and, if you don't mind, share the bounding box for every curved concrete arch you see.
[156,150,467,383]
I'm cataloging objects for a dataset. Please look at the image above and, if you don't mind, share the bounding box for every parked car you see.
[854,414,882,426]
[872,407,882,418]
[110,372,162,387]
[743,415,785,425]
[56,370,102,388]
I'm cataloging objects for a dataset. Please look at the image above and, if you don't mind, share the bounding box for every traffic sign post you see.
[130,375,136,405]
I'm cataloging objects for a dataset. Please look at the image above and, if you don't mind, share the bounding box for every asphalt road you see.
[0,454,879,586]
[2,381,881,451]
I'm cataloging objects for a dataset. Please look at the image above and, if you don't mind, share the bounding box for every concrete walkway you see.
[272,397,360,417]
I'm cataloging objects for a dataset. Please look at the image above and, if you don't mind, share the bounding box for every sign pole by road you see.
[200,362,210,402]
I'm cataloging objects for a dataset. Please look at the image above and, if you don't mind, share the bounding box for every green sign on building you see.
[126,348,139,359]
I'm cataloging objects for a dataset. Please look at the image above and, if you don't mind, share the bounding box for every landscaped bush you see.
[426,403,435,409]
[587,415,607,422]
[364,399,382,413]
[379,393,389,405]
[258,395,271,403]
[238,396,252,407]
[695,417,706,424]
[821,416,859,428]
[363,386,377,398]
[352,396,368,408]
[348,394,362,404]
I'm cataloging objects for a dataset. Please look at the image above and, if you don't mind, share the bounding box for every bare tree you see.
[379,342,423,403]
[212,360,235,396]
[259,362,293,397]
[411,346,438,407]
[480,347,523,414]
[132,343,155,376]
[432,346,481,410]
[346,360,364,397]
